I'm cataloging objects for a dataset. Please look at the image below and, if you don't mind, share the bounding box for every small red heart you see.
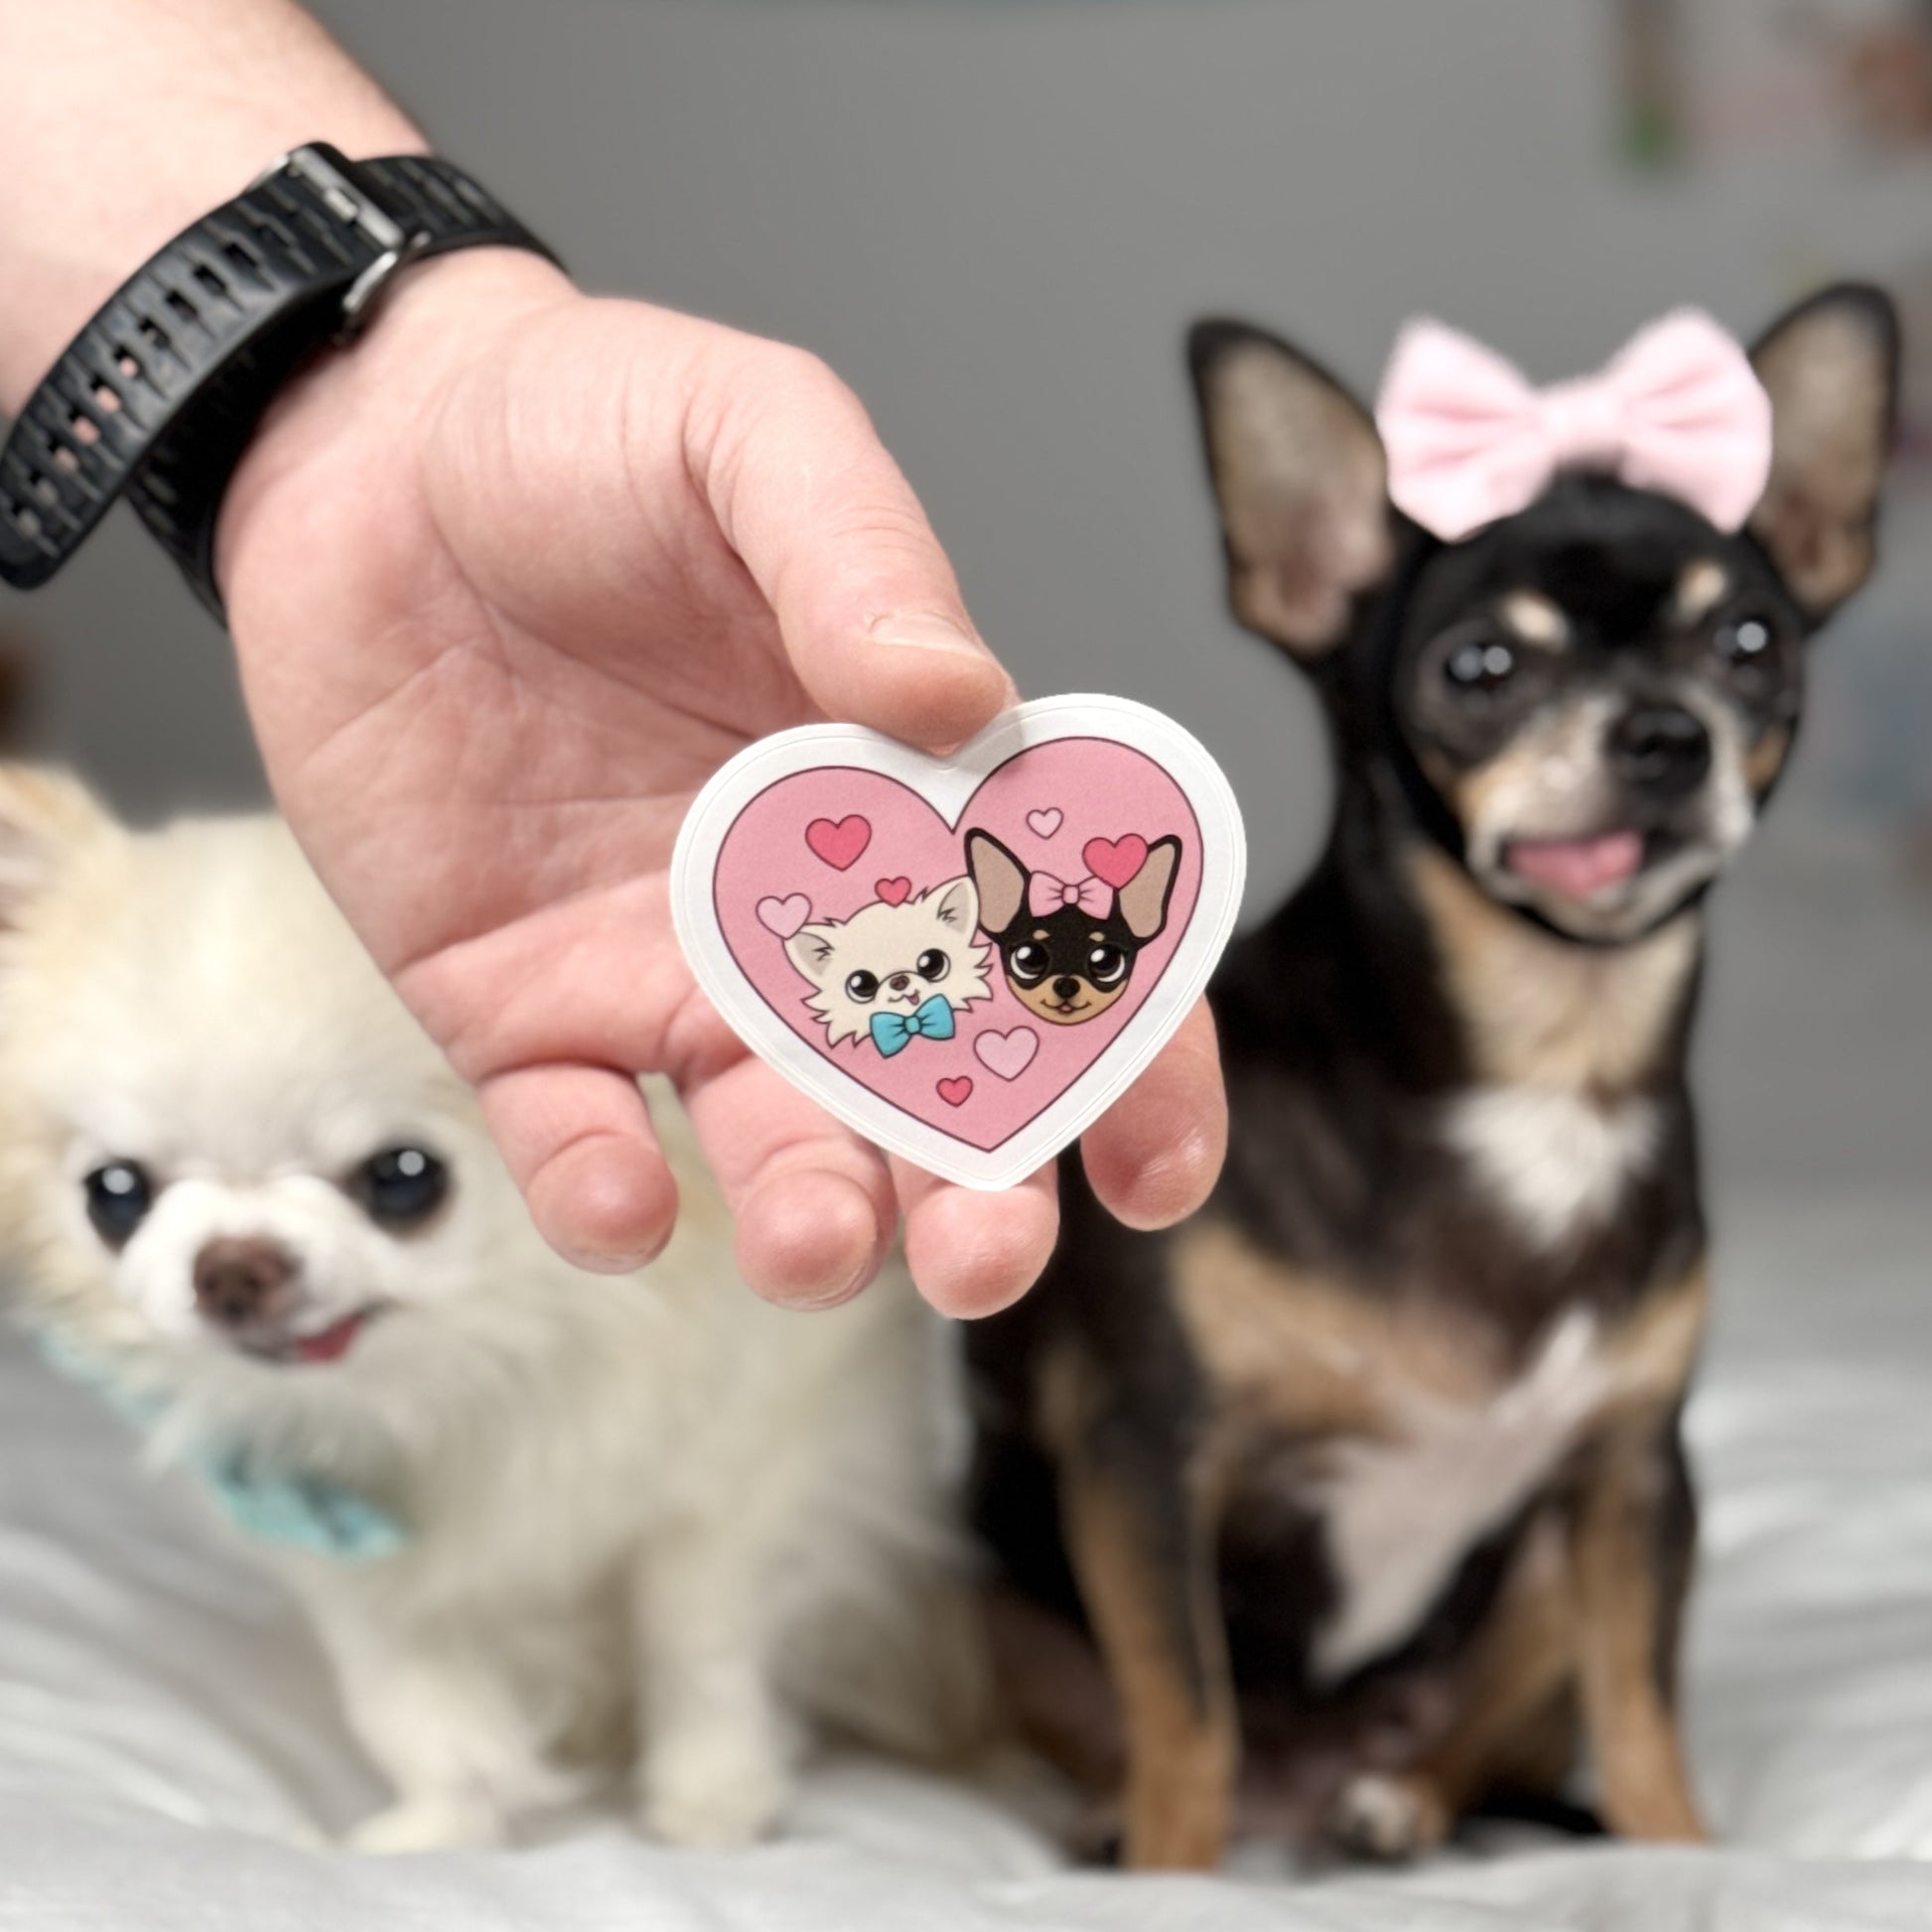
[1082,834,1150,890]
[936,1076,974,1108]
[805,816,872,871]
[874,877,911,905]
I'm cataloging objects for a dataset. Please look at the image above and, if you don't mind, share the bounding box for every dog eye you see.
[1715,617,1772,664]
[843,970,880,1004]
[1009,943,1050,985]
[83,1161,153,1248]
[350,1147,449,1228]
[1445,636,1518,693]
[914,949,949,983]
[1087,944,1128,987]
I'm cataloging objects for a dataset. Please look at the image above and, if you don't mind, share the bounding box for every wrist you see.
[215,247,579,616]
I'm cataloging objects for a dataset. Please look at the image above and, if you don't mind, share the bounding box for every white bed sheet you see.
[2,1190,1931,1931]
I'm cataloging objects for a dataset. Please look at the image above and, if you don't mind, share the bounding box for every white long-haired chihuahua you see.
[0,767,984,1853]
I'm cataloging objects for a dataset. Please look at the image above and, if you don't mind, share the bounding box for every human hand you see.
[215,251,1226,1316]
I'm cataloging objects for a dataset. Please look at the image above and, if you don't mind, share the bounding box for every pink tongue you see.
[1505,830,1644,899]
[291,1312,364,1364]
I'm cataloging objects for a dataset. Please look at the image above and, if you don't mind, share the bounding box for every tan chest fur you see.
[1409,844,1699,1093]
[1408,844,1703,1249]
[1172,1219,1707,1682]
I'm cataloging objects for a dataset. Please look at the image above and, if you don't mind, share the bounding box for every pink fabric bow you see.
[1028,873,1112,918]
[1374,310,1773,543]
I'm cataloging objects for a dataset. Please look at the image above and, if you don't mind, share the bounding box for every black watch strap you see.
[0,144,558,619]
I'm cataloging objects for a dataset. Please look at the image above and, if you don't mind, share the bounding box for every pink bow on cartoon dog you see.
[1375,309,1774,543]
[1028,873,1113,918]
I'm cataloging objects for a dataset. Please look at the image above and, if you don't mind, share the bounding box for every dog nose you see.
[1610,705,1711,797]
[888,973,912,993]
[1052,977,1082,1002]
[192,1237,295,1329]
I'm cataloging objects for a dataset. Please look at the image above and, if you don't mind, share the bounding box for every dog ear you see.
[784,924,839,984]
[1747,283,1899,621]
[929,875,979,934]
[1116,836,1181,941]
[1188,319,1395,658]
[964,831,1027,935]
[0,763,114,928]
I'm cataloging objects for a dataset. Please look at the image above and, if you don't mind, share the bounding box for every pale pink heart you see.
[755,894,812,938]
[1026,807,1064,839]
[1083,834,1150,890]
[805,815,872,870]
[973,1027,1040,1081]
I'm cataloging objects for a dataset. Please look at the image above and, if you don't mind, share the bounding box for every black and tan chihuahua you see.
[967,287,1897,1867]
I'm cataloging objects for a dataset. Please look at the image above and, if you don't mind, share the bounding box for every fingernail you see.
[868,613,988,659]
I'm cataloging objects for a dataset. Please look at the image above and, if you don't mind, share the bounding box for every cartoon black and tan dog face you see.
[1189,287,1897,944]
[965,830,1180,1026]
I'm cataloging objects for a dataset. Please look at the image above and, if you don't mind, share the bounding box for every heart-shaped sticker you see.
[671,694,1245,1190]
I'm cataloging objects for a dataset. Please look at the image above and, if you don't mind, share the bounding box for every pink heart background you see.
[710,738,1203,1156]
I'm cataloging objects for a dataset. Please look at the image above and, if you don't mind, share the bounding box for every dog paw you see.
[1328,1772,1448,1863]
[641,1734,791,1851]
[347,1794,505,1856]
[1065,1795,1125,1866]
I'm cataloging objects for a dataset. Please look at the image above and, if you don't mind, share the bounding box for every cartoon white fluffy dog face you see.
[784,878,991,1048]
[0,769,517,1395]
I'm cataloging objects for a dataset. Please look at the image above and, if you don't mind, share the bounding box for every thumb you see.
[695,337,1017,749]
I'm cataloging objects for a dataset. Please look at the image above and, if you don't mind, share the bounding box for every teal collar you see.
[200,1449,406,1562]
[35,1328,409,1563]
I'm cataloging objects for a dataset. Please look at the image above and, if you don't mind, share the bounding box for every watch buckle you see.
[247,145,431,342]
[337,231,435,343]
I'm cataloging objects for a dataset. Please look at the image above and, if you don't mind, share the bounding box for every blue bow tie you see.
[870,995,957,1057]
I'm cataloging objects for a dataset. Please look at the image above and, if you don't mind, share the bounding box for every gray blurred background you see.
[2,0,1927,1210]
